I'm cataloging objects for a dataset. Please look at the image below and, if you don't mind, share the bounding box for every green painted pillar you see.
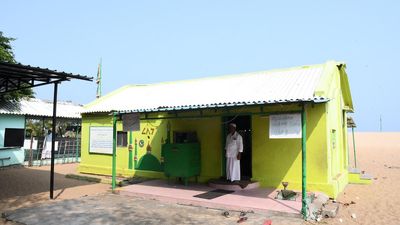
[166,121,171,144]
[134,138,138,169]
[75,126,79,163]
[111,113,118,190]
[301,105,307,219]
[128,131,133,169]
[352,127,357,168]
[221,117,226,177]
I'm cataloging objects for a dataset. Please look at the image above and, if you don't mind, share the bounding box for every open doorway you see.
[222,115,252,180]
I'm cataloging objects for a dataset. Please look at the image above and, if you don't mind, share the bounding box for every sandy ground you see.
[0,164,110,224]
[3,193,303,225]
[1,164,302,225]
[1,132,400,224]
[319,132,400,225]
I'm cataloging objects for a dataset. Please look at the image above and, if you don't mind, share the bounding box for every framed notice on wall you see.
[122,113,140,132]
[269,113,302,139]
[89,126,113,154]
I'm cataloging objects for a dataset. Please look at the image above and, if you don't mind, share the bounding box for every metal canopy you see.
[0,62,92,94]
[0,61,92,200]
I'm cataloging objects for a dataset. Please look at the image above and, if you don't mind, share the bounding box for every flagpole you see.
[96,58,102,98]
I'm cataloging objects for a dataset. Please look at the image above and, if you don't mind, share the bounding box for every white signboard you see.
[89,126,113,154]
[269,113,302,139]
[23,139,59,151]
[24,139,38,150]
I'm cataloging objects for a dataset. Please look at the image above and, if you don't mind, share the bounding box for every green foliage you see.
[25,118,80,138]
[0,31,16,63]
[0,31,34,102]
[25,119,47,138]
[0,84,34,103]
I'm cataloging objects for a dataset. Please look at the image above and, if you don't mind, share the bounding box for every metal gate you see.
[24,137,81,166]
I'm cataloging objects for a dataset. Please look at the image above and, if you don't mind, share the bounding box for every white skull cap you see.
[229,123,237,128]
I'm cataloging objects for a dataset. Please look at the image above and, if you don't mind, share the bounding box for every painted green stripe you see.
[128,131,133,169]
[111,113,117,190]
[134,137,138,169]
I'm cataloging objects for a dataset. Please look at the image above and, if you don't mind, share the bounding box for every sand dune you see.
[322,132,400,225]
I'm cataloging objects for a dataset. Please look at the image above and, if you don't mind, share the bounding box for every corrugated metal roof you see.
[0,98,83,119]
[83,63,333,114]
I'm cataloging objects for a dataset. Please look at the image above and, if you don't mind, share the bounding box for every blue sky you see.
[1,1,399,131]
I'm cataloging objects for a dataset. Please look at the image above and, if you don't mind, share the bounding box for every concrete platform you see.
[118,179,315,217]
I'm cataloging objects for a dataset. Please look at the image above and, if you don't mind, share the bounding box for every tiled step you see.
[360,173,373,180]
[208,179,260,191]
[348,168,361,174]
[348,168,372,184]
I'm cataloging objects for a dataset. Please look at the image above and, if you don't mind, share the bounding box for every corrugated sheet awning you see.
[347,117,356,128]
[83,64,331,114]
[0,62,92,94]
[0,98,83,119]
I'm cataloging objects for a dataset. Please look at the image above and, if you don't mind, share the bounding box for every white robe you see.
[41,133,52,159]
[225,132,243,181]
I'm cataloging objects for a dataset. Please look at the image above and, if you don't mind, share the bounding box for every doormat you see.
[193,189,235,200]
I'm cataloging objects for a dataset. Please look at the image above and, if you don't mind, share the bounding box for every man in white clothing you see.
[41,130,52,159]
[225,123,243,182]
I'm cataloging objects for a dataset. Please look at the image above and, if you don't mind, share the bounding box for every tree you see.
[0,31,16,63]
[0,31,34,102]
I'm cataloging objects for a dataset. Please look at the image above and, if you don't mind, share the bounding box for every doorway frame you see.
[220,115,252,179]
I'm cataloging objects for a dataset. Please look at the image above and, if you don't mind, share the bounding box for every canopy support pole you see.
[50,82,58,199]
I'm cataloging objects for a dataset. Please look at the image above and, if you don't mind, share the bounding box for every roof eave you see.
[82,98,329,114]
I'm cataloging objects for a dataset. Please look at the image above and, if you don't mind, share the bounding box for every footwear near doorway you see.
[222,115,252,180]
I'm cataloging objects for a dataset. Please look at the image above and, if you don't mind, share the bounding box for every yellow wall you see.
[79,102,347,197]
[79,113,169,178]
[79,112,223,180]
[171,117,222,181]
[252,104,331,194]
[324,67,350,197]
[79,114,116,175]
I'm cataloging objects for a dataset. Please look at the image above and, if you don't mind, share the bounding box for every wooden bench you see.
[0,157,11,167]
